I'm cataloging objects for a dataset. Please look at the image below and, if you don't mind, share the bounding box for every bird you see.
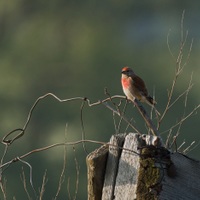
[121,66,158,110]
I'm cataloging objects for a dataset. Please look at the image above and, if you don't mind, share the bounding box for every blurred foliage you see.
[0,1,199,199]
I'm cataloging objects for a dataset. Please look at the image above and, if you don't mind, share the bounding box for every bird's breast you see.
[121,77,131,89]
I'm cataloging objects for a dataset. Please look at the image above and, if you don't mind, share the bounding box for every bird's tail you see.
[146,96,160,116]
[146,96,157,106]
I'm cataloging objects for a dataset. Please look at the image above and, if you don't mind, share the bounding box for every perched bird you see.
[121,66,157,107]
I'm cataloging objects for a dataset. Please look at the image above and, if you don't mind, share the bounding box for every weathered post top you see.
[87,133,200,200]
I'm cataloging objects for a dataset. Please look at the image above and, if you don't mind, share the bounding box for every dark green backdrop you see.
[0,1,199,199]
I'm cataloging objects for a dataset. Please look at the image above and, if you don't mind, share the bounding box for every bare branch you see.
[104,88,126,134]
[167,29,175,60]
[167,82,193,110]
[125,118,135,133]
[182,141,195,154]
[53,125,68,200]
[0,145,9,200]
[39,170,48,200]
[101,101,142,134]
[0,138,142,171]
[1,93,127,145]
[117,99,128,133]
[183,140,200,154]
[0,145,8,177]
[184,72,193,107]
[177,140,186,151]
[80,100,88,154]
[161,104,200,137]
[165,129,172,148]
[0,177,7,200]
[20,167,32,200]
[18,157,37,196]
[180,10,185,43]
[132,100,159,136]
[72,146,80,200]
[67,178,72,200]
[158,10,194,129]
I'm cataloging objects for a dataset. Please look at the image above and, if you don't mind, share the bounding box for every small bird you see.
[121,66,157,107]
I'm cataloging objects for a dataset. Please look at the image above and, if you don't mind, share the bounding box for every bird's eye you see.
[122,68,130,74]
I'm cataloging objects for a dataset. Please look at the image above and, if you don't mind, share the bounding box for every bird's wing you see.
[132,75,148,96]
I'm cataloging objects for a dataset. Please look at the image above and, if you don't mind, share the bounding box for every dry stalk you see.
[53,125,68,200]
[39,170,48,200]
[20,167,32,200]
[158,10,194,129]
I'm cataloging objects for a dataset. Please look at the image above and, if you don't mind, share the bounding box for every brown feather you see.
[132,75,148,97]
[146,96,157,105]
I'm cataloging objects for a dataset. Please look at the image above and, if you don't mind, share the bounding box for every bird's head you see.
[121,66,135,77]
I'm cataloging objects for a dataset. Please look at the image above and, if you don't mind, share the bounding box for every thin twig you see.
[117,99,128,133]
[104,88,128,134]
[161,104,200,137]
[67,178,72,200]
[133,100,159,136]
[20,167,32,200]
[0,139,140,170]
[175,105,199,131]
[165,129,172,148]
[0,177,7,200]
[0,145,8,200]
[158,11,193,129]
[112,111,118,134]
[184,140,200,154]
[177,140,186,151]
[167,82,193,110]
[72,146,79,200]
[184,72,193,107]
[80,100,88,154]
[170,136,178,152]
[39,170,48,200]
[180,10,185,42]
[101,101,142,134]
[18,157,37,197]
[1,93,127,145]
[125,118,134,133]
[183,141,195,154]
[54,124,68,200]
[167,29,175,60]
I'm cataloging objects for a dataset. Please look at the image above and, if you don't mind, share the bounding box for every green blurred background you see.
[0,1,199,199]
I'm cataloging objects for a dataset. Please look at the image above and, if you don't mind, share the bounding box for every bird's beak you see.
[121,71,126,74]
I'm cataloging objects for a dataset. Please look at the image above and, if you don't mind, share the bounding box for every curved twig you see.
[1,93,127,145]
[0,139,140,170]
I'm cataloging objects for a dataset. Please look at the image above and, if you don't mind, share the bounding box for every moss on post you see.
[137,146,170,200]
